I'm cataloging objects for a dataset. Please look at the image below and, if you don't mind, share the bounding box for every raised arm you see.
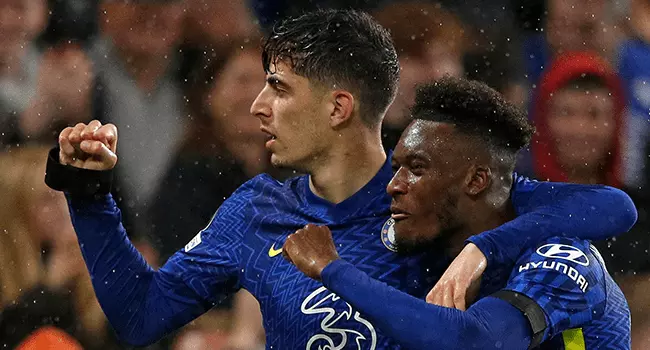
[45,121,246,346]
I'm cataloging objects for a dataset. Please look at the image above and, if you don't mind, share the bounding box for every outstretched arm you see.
[282,225,532,350]
[323,260,532,350]
[428,177,637,310]
[284,227,612,350]
[469,177,638,267]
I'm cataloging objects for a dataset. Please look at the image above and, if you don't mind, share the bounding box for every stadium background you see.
[0,0,648,348]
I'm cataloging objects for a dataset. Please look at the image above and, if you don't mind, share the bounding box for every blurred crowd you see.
[0,0,648,349]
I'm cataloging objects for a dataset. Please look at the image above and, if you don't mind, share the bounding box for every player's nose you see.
[250,89,272,120]
[387,169,408,196]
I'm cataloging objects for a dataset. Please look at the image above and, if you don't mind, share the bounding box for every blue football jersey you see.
[156,156,631,349]
[482,237,631,349]
[162,159,444,349]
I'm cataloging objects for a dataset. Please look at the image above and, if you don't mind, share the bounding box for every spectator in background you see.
[150,40,286,350]
[373,1,469,149]
[0,0,47,145]
[183,0,256,50]
[512,0,627,189]
[0,0,97,147]
[0,0,93,146]
[528,52,625,187]
[522,0,624,88]
[249,0,390,31]
[223,290,265,350]
[19,0,98,144]
[526,51,650,349]
[149,39,274,263]
[18,46,95,142]
[92,0,186,244]
[178,0,257,96]
[0,147,115,349]
[173,290,265,350]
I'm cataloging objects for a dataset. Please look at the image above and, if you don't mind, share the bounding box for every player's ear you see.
[464,165,491,196]
[329,90,355,128]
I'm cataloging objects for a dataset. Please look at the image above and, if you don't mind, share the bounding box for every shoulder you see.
[511,173,596,195]
[511,173,540,192]
[501,237,611,341]
[512,237,606,294]
[219,173,307,211]
[241,173,305,195]
[509,173,546,211]
[516,237,601,270]
[511,173,605,192]
[229,173,283,197]
[511,173,627,205]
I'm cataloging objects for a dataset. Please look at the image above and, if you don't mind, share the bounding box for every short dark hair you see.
[412,77,534,166]
[262,9,400,127]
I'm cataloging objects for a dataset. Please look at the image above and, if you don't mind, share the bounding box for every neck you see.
[308,126,386,204]
[116,49,170,92]
[447,179,515,256]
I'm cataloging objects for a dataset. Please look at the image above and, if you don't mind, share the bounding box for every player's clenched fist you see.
[58,120,118,171]
[283,224,340,281]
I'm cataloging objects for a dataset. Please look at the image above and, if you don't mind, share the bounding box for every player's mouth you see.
[390,206,410,221]
[261,127,277,149]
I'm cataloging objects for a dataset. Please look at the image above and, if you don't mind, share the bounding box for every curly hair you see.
[412,76,534,166]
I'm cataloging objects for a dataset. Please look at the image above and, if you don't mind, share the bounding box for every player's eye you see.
[410,163,426,175]
[267,77,283,90]
[391,163,400,174]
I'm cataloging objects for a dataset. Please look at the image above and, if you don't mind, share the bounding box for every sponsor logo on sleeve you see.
[517,244,590,292]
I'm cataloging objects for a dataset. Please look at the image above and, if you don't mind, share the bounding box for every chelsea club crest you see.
[381,218,398,252]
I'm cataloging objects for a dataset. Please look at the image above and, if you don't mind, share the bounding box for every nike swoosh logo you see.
[268,243,283,257]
